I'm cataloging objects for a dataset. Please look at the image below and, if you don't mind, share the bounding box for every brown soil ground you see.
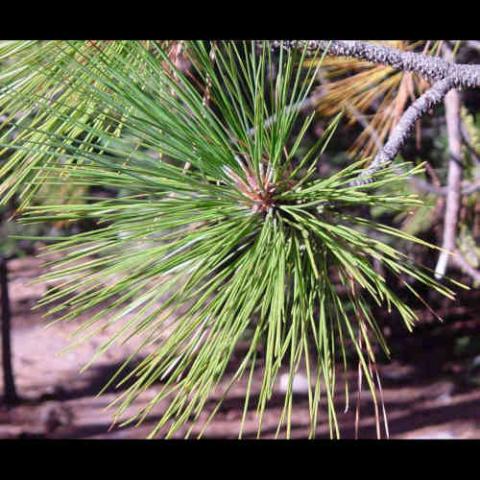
[1,256,480,439]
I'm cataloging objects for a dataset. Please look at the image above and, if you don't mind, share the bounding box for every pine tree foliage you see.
[0,40,171,207]
[0,41,460,438]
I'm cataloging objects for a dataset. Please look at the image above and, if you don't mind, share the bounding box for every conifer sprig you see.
[1,41,459,438]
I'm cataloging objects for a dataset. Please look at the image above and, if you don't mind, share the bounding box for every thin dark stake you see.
[1,255,19,406]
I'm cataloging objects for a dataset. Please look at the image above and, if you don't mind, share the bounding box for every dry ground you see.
[1,256,480,439]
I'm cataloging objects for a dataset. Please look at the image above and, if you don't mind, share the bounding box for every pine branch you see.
[274,40,480,88]
[1,41,462,438]
[271,41,480,184]
[351,78,457,186]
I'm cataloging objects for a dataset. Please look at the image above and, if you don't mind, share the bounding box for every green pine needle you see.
[1,40,459,438]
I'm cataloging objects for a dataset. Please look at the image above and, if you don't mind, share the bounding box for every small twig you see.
[351,77,456,186]
[435,87,463,279]
[452,249,480,283]
[461,121,480,164]
[410,177,480,196]
[318,72,472,199]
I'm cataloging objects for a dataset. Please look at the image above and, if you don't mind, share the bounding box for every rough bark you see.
[273,40,480,88]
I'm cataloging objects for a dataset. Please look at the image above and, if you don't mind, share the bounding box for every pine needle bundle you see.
[0,41,459,438]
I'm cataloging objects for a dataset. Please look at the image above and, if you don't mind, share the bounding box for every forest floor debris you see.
[1,256,480,439]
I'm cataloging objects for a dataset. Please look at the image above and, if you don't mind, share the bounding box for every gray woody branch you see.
[352,77,456,186]
[273,41,480,184]
[274,40,480,88]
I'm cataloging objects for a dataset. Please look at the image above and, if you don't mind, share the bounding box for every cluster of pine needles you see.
[0,40,461,438]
